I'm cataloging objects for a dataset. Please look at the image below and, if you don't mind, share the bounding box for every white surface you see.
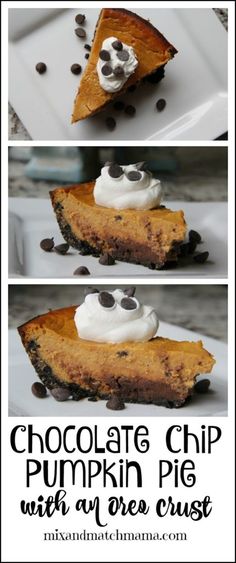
[9,322,227,417]
[8,8,227,140]
[8,198,228,279]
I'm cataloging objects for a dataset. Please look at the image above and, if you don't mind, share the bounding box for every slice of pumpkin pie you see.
[71,8,177,123]
[18,288,215,408]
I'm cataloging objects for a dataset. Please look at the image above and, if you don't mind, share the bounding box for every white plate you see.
[8,198,228,279]
[8,323,227,417]
[8,8,227,140]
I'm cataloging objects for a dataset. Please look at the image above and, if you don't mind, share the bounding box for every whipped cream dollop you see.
[94,162,163,210]
[96,37,138,93]
[74,289,159,344]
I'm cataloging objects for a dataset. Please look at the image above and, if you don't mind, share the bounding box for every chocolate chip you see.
[99,253,115,265]
[84,287,99,297]
[113,100,125,110]
[106,395,125,410]
[75,27,86,38]
[105,117,116,131]
[117,50,129,61]
[27,340,40,351]
[127,84,137,92]
[117,351,128,357]
[112,40,123,51]
[50,387,71,402]
[124,105,136,116]
[75,14,85,25]
[98,291,115,308]
[188,241,197,254]
[113,65,124,77]
[114,215,122,221]
[124,286,136,297]
[194,251,209,264]
[74,266,90,275]
[108,163,123,178]
[127,170,142,181]
[31,382,47,398]
[85,53,89,59]
[71,63,82,75]
[189,230,202,244]
[43,366,52,376]
[84,44,91,51]
[40,238,54,252]
[35,62,47,74]
[195,379,211,393]
[121,297,137,310]
[179,243,191,257]
[99,49,110,61]
[101,63,112,76]
[88,396,98,402]
[156,98,166,111]
[54,243,70,255]
[173,399,185,408]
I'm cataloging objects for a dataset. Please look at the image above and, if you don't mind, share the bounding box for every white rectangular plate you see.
[9,8,227,140]
[8,198,228,279]
[9,323,227,417]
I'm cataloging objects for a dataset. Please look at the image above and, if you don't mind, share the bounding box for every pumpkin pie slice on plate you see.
[71,8,177,123]
[18,289,215,409]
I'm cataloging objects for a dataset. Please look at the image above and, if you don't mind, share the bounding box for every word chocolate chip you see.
[127,170,142,181]
[156,98,166,111]
[75,14,85,25]
[124,286,136,297]
[50,387,71,402]
[71,64,82,75]
[108,163,123,178]
[121,297,137,310]
[106,395,125,410]
[31,382,47,398]
[75,27,86,38]
[98,291,115,308]
[194,379,211,393]
[189,230,202,244]
[54,243,69,255]
[40,238,54,252]
[194,251,209,264]
[101,64,112,76]
[35,62,47,74]
[84,287,99,297]
[99,49,110,61]
[99,253,115,265]
[124,105,136,116]
[105,117,116,131]
[74,266,90,275]
[117,50,129,61]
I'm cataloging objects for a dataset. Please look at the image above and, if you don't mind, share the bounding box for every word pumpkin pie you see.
[50,162,186,270]
[18,288,215,409]
[71,8,177,122]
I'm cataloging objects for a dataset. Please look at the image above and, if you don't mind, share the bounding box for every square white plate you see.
[9,8,227,140]
[9,323,227,417]
[8,198,228,279]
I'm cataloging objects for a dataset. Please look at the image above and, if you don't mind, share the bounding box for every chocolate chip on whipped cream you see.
[97,36,138,93]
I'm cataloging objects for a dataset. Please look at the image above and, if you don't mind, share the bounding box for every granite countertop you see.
[9,285,227,342]
[8,9,228,140]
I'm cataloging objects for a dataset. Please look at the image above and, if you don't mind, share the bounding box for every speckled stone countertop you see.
[9,285,227,342]
[8,9,228,140]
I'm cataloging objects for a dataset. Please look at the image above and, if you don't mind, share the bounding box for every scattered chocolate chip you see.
[85,53,89,59]
[99,253,115,265]
[179,243,191,257]
[113,100,125,110]
[112,40,123,51]
[188,241,197,254]
[127,84,137,92]
[54,243,70,255]
[124,104,136,116]
[50,387,71,402]
[75,14,85,25]
[113,65,124,77]
[189,230,202,244]
[194,251,209,264]
[74,266,90,275]
[84,287,99,297]
[108,163,123,178]
[75,27,86,38]
[101,63,113,76]
[99,49,110,61]
[84,44,91,51]
[98,291,115,308]
[88,396,98,402]
[127,170,142,181]
[40,238,54,252]
[31,382,47,398]
[117,351,128,357]
[105,117,116,131]
[121,297,137,310]
[195,379,211,393]
[117,50,129,61]
[124,287,136,297]
[106,395,125,410]
[156,98,166,111]
[35,62,47,74]
[71,63,82,75]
